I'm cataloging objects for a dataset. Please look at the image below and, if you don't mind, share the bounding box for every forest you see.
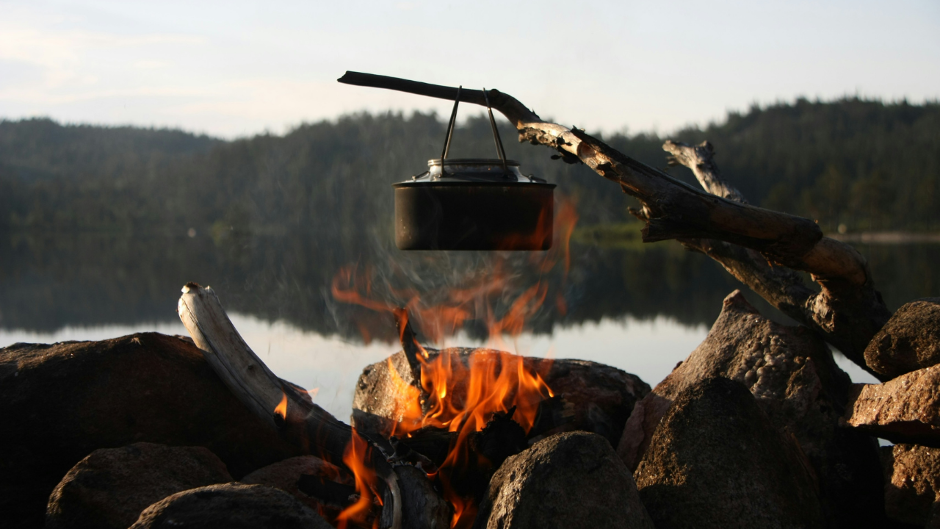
[1,97,938,237]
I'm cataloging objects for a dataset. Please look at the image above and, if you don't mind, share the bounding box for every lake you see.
[1,229,936,419]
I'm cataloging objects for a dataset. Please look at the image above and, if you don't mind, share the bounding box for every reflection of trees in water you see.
[2,230,936,340]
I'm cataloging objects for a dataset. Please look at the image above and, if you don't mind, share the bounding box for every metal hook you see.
[440,86,462,163]
[482,88,509,177]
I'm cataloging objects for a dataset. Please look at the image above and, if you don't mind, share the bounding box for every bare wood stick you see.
[664,140,747,203]
[337,71,891,367]
[177,283,402,528]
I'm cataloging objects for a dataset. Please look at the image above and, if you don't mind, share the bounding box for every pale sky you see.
[1,0,938,139]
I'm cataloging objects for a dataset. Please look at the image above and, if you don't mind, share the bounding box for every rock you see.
[864,298,940,381]
[0,333,300,528]
[353,348,649,447]
[634,377,825,529]
[618,290,885,528]
[129,483,332,529]
[241,456,351,520]
[473,431,654,529]
[843,364,940,446]
[395,464,452,529]
[880,444,939,526]
[45,442,231,529]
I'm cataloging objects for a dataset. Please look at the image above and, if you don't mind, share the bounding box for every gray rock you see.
[880,444,939,526]
[241,456,350,520]
[45,442,232,529]
[473,431,655,529]
[0,333,300,529]
[843,364,940,446]
[634,377,825,529]
[353,348,649,447]
[129,483,332,529]
[865,298,940,381]
[618,290,885,528]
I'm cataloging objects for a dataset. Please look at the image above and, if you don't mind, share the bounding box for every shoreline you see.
[826,231,940,244]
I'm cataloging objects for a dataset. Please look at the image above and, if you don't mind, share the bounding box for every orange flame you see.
[407,349,553,527]
[273,391,288,420]
[336,429,381,529]
[331,196,578,528]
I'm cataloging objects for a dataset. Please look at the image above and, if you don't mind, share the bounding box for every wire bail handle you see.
[438,86,511,178]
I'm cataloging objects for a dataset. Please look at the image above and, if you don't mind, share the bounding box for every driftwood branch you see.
[661,141,891,374]
[177,283,403,528]
[337,72,892,369]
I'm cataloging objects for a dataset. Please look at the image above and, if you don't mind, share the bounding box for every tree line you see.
[1,97,937,237]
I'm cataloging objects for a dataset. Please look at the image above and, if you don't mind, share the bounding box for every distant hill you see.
[1,98,937,234]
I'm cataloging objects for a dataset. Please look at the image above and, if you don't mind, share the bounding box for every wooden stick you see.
[177,283,402,528]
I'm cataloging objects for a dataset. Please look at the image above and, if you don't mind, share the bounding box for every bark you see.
[177,283,403,529]
[337,72,891,367]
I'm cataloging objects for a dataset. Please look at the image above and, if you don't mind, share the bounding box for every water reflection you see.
[2,230,935,335]
[0,229,934,416]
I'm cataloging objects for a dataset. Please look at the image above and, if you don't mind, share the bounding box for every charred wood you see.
[297,474,359,509]
[471,407,527,470]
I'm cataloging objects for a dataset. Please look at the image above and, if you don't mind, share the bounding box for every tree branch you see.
[660,141,890,374]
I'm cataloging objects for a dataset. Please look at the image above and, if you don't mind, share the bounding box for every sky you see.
[0,0,938,139]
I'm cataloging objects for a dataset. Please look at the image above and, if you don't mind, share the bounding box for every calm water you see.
[2,230,935,418]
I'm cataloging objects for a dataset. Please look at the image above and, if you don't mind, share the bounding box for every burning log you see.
[337,71,892,371]
[177,283,403,529]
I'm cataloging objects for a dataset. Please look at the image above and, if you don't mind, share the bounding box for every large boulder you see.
[864,298,939,381]
[473,431,654,529]
[353,349,649,448]
[880,444,939,527]
[46,442,232,529]
[129,483,332,529]
[843,364,939,446]
[634,377,825,529]
[618,290,885,528]
[0,333,300,528]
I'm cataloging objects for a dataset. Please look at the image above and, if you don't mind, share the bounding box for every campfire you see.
[281,198,580,528]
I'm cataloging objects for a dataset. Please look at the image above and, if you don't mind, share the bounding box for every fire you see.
[331,196,579,528]
[405,348,554,527]
[336,429,382,529]
[273,391,288,421]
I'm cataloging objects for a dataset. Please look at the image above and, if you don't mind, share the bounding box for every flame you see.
[336,429,381,529]
[331,196,579,528]
[273,391,288,420]
[407,349,553,527]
